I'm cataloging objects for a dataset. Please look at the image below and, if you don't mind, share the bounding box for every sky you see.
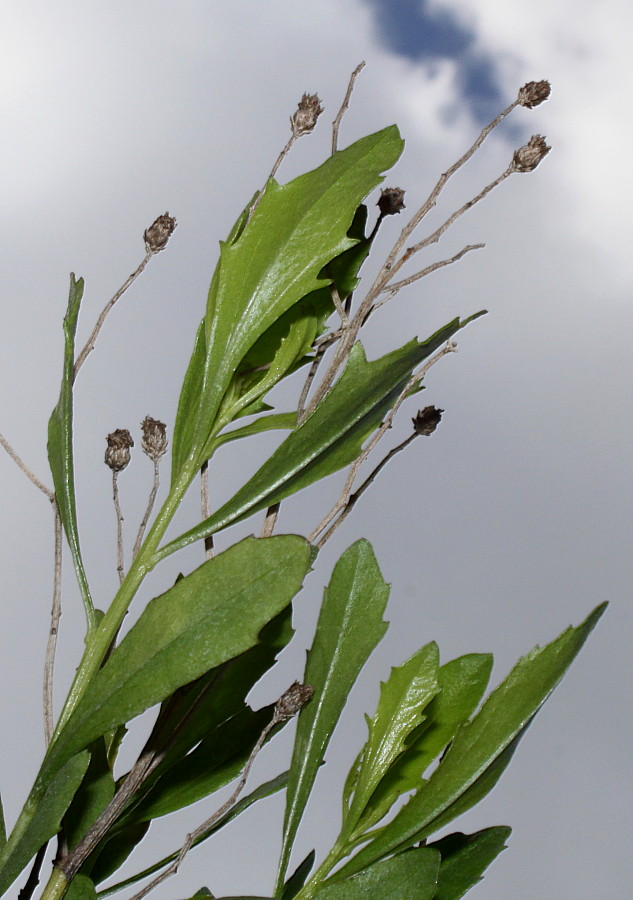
[0,1,631,898]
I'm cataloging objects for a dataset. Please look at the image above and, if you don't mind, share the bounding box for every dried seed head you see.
[274,681,314,723]
[291,93,324,136]
[144,212,177,253]
[412,406,444,436]
[141,416,168,461]
[105,429,134,472]
[378,187,406,216]
[518,80,551,109]
[512,134,551,173]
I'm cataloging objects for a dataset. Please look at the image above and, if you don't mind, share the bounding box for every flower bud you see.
[512,134,550,172]
[141,416,168,461]
[105,429,134,472]
[412,406,444,436]
[378,187,406,216]
[144,213,177,253]
[518,80,551,109]
[291,93,323,136]
[274,681,314,722]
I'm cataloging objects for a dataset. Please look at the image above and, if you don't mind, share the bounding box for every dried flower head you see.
[378,187,406,216]
[141,416,168,461]
[412,406,444,436]
[512,134,551,173]
[144,213,177,253]
[105,429,134,472]
[291,93,324,137]
[518,80,551,109]
[274,681,314,723]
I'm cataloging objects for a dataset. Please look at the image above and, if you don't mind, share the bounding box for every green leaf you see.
[65,874,97,899]
[356,654,493,832]
[171,125,404,479]
[45,536,311,779]
[0,752,90,897]
[316,847,440,900]
[121,704,276,822]
[334,603,606,879]
[0,793,5,849]
[282,850,316,900]
[85,821,150,887]
[430,827,511,900]
[171,319,207,481]
[47,273,94,625]
[119,607,294,828]
[214,413,298,447]
[344,643,440,837]
[101,772,289,896]
[63,740,116,852]
[161,314,484,560]
[276,540,390,890]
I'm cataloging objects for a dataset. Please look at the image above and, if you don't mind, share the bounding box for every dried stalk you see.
[261,502,280,537]
[332,61,366,154]
[310,342,456,545]
[112,471,125,585]
[0,431,54,499]
[132,458,161,560]
[73,250,153,379]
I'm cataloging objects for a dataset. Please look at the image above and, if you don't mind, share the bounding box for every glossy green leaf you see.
[86,820,150,887]
[122,704,275,822]
[0,751,89,897]
[172,126,404,478]
[344,643,440,836]
[102,772,289,896]
[65,874,97,899]
[184,891,214,900]
[430,827,511,900]
[63,740,115,852]
[45,536,311,779]
[161,314,483,560]
[47,273,94,624]
[335,603,606,878]
[316,847,440,900]
[0,794,5,849]
[171,319,207,482]
[120,607,293,827]
[276,540,390,890]
[355,654,493,832]
[214,413,298,447]
[282,850,316,900]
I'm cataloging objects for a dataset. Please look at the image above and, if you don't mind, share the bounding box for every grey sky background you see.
[0,1,630,897]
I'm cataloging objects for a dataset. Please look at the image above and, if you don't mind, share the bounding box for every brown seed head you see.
[291,93,324,136]
[512,134,551,173]
[141,416,168,461]
[518,80,551,109]
[274,681,314,723]
[144,213,177,253]
[412,406,444,436]
[378,187,406,216]
[105,429,134,472]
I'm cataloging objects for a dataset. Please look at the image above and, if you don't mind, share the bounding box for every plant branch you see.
[332,61,365,154]
[0,431,54,499]
[112,471,125,585]
[200,460,214,559]
[133,458,161,560]
[261,502,280,537]
[73,250,153,379]
[309,341,457,545]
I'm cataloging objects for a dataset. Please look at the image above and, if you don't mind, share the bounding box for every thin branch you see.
[200,460,214,560]
[112,471,125,585]
[381,167,513,290]
[374,243,485,307]
[43,500,63,745]
[261,502,280,538]
[0,431,54,499]
[317,431,418,547]
[332,61,366,154]
[309,341,457,544]
[73,250,153,379]
[125,684,310,900]
[132,458,161,560]
[330,283,350,327]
